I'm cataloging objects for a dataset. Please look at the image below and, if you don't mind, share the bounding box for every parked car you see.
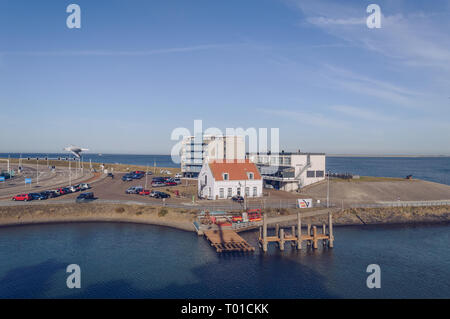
[49,190,61,197]
[62,187,72,194]
[131,173,144,179]
[151,181,165,187]
[30,193,48,200]
[138,189,150,196]
[174,173,182,178]
[57,188,68,195]
[165,181,177,186]
[146,171,153,175]
[134,171,145,175]
[76,192,95,202]
[41,190,58,198]
[150,191,170,199]
[79,183,91,190]
[122,174,133,181]
[12,194,32,201]
[126,186,143,194]
[264,184,274,189]
[68,186,79,193]
[232,195,244,203]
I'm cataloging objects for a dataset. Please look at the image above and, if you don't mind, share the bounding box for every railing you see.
[350,200,450,208]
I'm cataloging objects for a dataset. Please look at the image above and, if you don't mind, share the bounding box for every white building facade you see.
[247,151,326,191]
[181,135,245,178]
[198,160,263,200]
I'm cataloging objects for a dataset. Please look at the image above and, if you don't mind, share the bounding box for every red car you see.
[138,190,150,195]
[134,171,145,175]
[165,182,177,186]
[12,194,32,201]
[57,188,67,195]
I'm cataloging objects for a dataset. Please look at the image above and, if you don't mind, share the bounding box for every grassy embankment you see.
[1,158,180,175]
[0,203,197,231]
[0,203,448,231]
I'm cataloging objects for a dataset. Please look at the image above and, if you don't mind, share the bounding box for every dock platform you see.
[204,229,255,253]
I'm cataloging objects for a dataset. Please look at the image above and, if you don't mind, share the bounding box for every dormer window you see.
[223,173,229,180]
[247,172,254,180]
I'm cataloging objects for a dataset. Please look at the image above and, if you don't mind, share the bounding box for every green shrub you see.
[158,208,168,217]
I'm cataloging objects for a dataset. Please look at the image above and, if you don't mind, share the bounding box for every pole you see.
[36,159,39,186]
[297,211,302,250]
[279,228,285,251]
[69,160,72,186]
[262,212,268,252]
[328,212,334,248]
[145,164,149,189]
[327,170,330,208]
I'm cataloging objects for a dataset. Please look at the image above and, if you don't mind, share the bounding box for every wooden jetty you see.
[259,211,334,252]
[204,229,255,253]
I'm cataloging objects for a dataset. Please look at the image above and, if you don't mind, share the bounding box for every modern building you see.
[198,159,263,200]
[247,151,326,191]
[180,135,245,178]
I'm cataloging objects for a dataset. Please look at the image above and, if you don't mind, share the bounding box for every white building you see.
[181,135,245,178]
[198,159,263,200]
[247,151,326,191]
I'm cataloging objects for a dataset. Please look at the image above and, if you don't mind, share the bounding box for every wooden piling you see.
[263,212,268,252]
[307,224,311,246]
[297,212,302,250]
[328,212,334,248]
[279,228,285,251]
[275,224,279,237]
[312,226,318,249]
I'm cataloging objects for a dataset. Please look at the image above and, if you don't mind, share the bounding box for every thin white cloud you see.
[330,105,393,122]
[307,16,365,26]
[259,108,348,129]
[318,64,420,107]
[0,44,236,57]
[291,0,450,69]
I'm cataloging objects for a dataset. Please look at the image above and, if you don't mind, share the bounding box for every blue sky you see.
[0,0,449,155]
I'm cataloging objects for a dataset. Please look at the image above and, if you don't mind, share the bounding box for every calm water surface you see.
[0,222,449,298]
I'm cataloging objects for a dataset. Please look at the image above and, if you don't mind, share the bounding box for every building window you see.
[245,187,249,197]
[307,170,315,178]
[248,172,254,180]
[219,188,224,198]
[253,187,257,197]
[227,188,232,198]
[223,173,229,180]
[316,170,324,178]
[237,187,241,196]
[204,175,207,184]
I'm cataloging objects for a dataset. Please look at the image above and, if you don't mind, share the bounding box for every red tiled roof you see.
[208,159,262,181]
